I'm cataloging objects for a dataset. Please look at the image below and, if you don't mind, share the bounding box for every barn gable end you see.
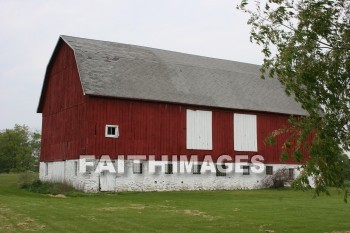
[38,39,87,162]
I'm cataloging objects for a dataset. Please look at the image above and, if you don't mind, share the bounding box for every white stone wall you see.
[39,161,99,192]
[39,161,65,183]
[40,160,303,192]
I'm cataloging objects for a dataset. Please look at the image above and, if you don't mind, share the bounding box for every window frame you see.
[45,163,48,176]
[165,163,173,174]
[266,166,273,175]
[132,161,143,174]
[105,125,119,138]
[243,165,250,175]
[193,164,202,175]
[288,168,294,180]
[74,161,78,176]
[216,164,227,177]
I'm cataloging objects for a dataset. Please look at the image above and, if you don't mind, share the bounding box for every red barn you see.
[37,35,307,192]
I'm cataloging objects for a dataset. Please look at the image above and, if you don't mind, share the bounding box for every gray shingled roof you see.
[60,35,307,116]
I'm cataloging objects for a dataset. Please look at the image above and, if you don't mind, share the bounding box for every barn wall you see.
[40,41,87,162]
[81,97,295,164]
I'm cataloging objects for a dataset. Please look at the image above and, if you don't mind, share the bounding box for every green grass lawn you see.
[0,174,349,233]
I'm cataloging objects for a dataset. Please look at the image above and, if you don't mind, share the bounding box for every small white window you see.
[234,113,257,151]
[105,125,119,138]
[186,109,212,150]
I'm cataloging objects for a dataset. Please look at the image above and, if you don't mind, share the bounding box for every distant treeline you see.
[0,124,40,173]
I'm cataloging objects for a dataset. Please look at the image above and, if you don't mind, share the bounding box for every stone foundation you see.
[39,160,302,192]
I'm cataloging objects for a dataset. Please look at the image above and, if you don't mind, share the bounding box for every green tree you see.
[238,0,350,199]
[0,124,41,173]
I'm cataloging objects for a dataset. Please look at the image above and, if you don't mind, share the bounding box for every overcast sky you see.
[0,0,263,131]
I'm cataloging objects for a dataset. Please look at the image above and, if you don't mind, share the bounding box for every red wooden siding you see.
[40,41,87,162]
[81,96,294,164]
[40,40,299,164]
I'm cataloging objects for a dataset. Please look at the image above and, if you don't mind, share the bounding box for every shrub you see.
[344,180,350,188]
[19,176,86,196]
[17,172,38,189]
[261,168,293,189]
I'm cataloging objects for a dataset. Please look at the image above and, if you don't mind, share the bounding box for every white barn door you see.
[186,109,212,150]
[234,113,257,151]
[100,171,116,191]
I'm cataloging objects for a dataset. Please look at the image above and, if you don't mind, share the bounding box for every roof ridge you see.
[60,35,262,68]
[73,49,262,77]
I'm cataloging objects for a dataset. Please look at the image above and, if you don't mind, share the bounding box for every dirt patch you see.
[47,194,67,198]
[259,224,275,232]
[0,205,45,232]
[157,205,176,209]
[16,218,45,231]
[167,209,218,221]
[80,215,97,221]
[25,217,34,222]
[0,207,11,212]
[98,204,218,221]
[16,222,28,227]
[98,204,146,212]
